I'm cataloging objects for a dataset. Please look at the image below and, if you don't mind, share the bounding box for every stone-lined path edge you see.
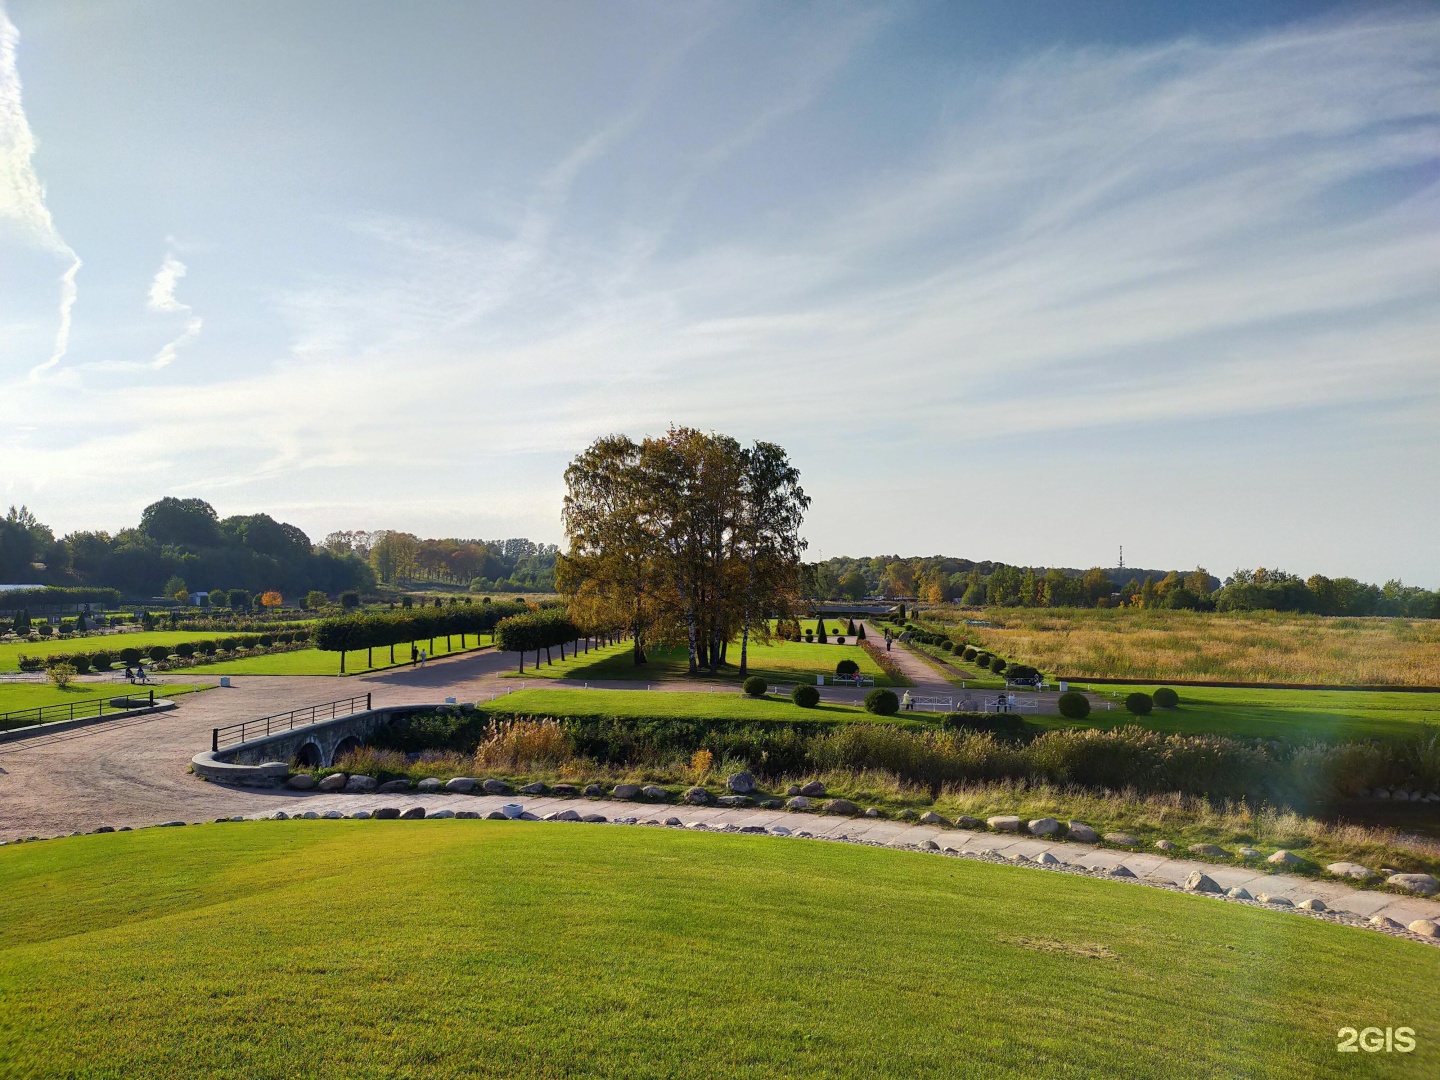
[14,788,1438,947]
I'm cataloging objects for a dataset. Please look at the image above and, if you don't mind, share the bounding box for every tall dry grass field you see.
[927,607,1440,686]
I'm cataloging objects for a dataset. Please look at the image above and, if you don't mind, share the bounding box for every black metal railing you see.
[0,689,156,733]
[211,693,372,752]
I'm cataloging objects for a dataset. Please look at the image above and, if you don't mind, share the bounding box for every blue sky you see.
[2,1,1437,584]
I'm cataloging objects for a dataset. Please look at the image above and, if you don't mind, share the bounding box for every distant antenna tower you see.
[1118,545,1124,571]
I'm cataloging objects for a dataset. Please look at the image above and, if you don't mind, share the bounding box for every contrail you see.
[0,3,81,377]
[147,253,202,368]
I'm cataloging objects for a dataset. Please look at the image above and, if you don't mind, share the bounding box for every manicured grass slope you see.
[483,686,880,723]
[0,682,210,714]
[512,637,893,686]
[196,636,491,676]
[0,630,243,672]
[1,824,1435,1078]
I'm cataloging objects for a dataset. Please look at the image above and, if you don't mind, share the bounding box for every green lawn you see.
[0,822,1434,1078]
[482,686,885,723]
[194,635,493,676]
[0,630,249,673]
[0,682,211,716]
[1052,683,1440,742]
[509,637,895,686]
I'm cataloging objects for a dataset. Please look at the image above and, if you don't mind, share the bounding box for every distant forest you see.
[0,500,555,601]
[807,555,1439,618]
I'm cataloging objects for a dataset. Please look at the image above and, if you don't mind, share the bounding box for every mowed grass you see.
[1046,684,1440,742]
[929,606,1440,686]
[2,822,1436,1079]
[194,636,493,676]
[509,636,894,686]
[0,681,210,715]
[481,686,880,723]
[0,630,243,673]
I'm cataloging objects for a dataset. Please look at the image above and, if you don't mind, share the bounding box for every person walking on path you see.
[419,648,428,668]
[901,689,913,711]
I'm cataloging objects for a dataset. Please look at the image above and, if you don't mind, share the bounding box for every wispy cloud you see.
[0,3,81,378]
[146,253,202,368]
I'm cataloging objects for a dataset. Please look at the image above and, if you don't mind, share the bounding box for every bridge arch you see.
[293,741,323,768]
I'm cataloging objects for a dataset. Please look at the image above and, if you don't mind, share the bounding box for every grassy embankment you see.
[1,822,1435,1079]
[483,686,877,722]
[0,682,211,716]
[504,636,896,686]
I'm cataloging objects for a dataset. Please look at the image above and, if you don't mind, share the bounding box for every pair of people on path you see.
[411,647,428,668]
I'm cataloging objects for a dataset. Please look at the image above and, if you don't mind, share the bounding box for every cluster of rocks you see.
[1359,788,1440,803]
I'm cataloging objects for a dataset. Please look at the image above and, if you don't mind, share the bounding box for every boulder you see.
[786,796,813,811]
[864,808,883,818]
[1393,789,1410,801]
[417,778,442,793]
[519,782,549,795]
[1407,919,1440,938]
[373,807,401,820]
[683,787,711,805]
[921,839,940,851]
[759,799,783,810]
[1184,871,1223,894]
[544,809,582,822]
[664,817,683,826]
[481,779,511,795]
[1108,865,1137,878]
[1236,847,1261,859]
[399,807,426,820]
[582,814,607,823]
[726,772,756,794]
[484,810,508,820]
[1326,861,1374,880]
[987,815,1021,832]
[377,779,412,794]
[444,777,477,794]
[94,825,115,834]
[612,783,642,799]
[1154,839,1176,851]
[1375,788,1391,799]
[716,795,751,807]
[800,781,826,797]
[1066,822,1099,843]
[785,784,802,796]
[1267,849,1305,868]
[318,773,347,792]
[1370,915,1404,929]
[641,785,668,800]
[955,815,984,829]
[1297,898,1326,912]
[456,810,480,819]
[1189,844,1229,858]
[1028,817,1060,837]
[158,820,186,827]
[1387,873,1440,896]
[286,774,315,790]
[1256,893,1293,907]
[321,810,344,819]
[349,810,371,820]
[824,799,859,816]
[1104,832,1140,847]
[428,809,455,819]
[1034,852,1059,865]
[552,784,579,796]
[769,825,792,836]
[583,784,603,797]
[1226,887,1252,899]
[344,774,377,793]
[919,811,947,825]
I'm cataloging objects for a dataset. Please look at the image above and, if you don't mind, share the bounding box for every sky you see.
[1,0,1437,584]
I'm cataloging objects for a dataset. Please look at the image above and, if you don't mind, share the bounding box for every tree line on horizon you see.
[805,555,1440,618]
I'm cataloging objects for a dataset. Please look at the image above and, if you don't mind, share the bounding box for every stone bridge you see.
[191,703,444,785]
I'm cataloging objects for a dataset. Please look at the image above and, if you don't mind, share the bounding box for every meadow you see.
[505,635,895,686]
[924,607,1440,686]
[1,821,1434,1078]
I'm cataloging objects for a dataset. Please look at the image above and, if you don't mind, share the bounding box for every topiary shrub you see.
[940,639,955,652]
[1153,687,1179,709]
[258,634,274,647]
[1125,692,1154,716]
[962,646,977,661]
[175,642,195,659]
[792,684,820,708]
[89,651,112,671]
[1057,691,1091,719]
[198,640,217,655]
[148,645,170,663]
[856,623,866,640]
[220,637,239,652]
[835,659,859,676]
[974,652,992,668]
[1006,664,1040,684]
[742,675,768,698]
[991,658,1008,675]
[119,647,141,665]
[864,688,899,716]
[68,653,91,674]
[835,636,846,645]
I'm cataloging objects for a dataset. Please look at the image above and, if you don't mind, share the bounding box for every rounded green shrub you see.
[864,688,899,716]
[89,651,112,671]
[835,659,859,676]
[791,684,820,708]
[1125,692,1154,716]
[175,642,195,659]
[975,652,992,668]
[68,653,91,674]
[962,646,978,661]
[1006,664,1040,684]
[148,645,170,663]
[742,675,768,698]
[1057,691,1091,719]
[198,640,218,655]
[118,648,141,665]
[1153,687,1179,709]
[991,658,1007,675]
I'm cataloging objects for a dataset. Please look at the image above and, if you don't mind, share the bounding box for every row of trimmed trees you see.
[493,608,618,672]
[557,427,809,677]
[312,602,528,672]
